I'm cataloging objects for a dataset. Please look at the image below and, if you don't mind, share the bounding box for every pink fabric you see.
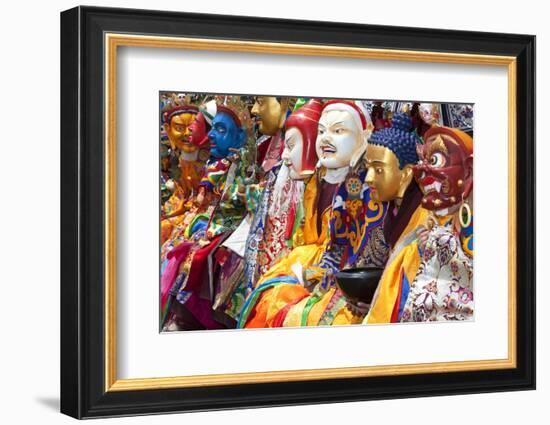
[160,241,192,312]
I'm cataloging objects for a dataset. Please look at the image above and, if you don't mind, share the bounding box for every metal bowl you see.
[335,267,384,304]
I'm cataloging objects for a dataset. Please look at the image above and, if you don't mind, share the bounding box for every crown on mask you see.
[222,96,253,132]
[215,104,243,127]
[423,126,473,155]
[162,104,199,124]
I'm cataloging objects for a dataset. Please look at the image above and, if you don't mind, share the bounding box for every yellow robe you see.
[243,175,332,328]
[364,206,430,324]
[284,202,429,327]
[283,286,339,327]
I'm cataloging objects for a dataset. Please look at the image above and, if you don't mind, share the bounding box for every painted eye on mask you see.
[429,152,446,167]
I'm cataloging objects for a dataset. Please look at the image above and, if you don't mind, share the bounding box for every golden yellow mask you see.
[251,96,289,136]
[365,144,414,202]
[364,112,421,202]
[165,113,198,153]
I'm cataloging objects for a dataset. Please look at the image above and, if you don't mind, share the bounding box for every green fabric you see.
[301,295,321,326]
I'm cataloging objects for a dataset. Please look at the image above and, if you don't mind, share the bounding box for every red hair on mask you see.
[284,99,323,175]
[321,100,367,130]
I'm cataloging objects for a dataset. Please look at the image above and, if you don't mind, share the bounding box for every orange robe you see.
[240,174,333,328]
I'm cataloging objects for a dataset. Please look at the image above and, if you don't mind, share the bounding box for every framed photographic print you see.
[60,5,536,419]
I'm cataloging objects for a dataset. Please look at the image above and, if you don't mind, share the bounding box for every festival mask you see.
[414,127,473,214]
[365,113,419,202]
[316,101,368,169]
[163,105,199,153]
[282,99,322,179]
[418,103,440,126]
[365,145,413,202]
[282,128,304,179]
[188,112,209,149]
[207,106,246,159]
[251,96,288,136]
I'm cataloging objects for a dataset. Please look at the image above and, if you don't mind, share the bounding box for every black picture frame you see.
[60,5,536,419]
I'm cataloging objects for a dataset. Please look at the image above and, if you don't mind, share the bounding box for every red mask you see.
[188,112,210,148]
[414,127,473,214]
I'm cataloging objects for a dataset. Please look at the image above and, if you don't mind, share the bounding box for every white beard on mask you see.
[269,163,290,216]
[268,163,306,219]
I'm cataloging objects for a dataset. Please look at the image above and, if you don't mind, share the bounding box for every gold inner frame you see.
[104,33,517,392]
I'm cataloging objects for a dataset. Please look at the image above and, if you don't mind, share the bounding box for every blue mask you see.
[207,112,245,159]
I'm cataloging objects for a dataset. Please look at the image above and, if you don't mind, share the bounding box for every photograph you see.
[159,93,475,332]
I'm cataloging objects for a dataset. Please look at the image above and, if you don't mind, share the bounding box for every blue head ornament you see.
[207,105,246,159]
[368,112,419,169]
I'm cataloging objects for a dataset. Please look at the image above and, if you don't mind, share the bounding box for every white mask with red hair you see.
[316,100,370,183]
[282,99,323,180]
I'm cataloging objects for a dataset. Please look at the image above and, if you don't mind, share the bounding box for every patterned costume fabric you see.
[284,171,390,327]
[212,246,247,319]
[211,131,290,320]
[460,217,474,257]
[237,172,336,328]
[401,220,474,321]
[363,203,430,324]
[162,100,262,326]
[238,167,389,328]
[199,158,232,195]
[240,165,304,298]
[167,152,258,323]
[160,152,208,244]
[330,169,388,267]
[204,151,260,237]
[159,158,234,325]
[156,95,476,332]
[160,158,231,260]
[257,173,304,277]
[241,168,278,294]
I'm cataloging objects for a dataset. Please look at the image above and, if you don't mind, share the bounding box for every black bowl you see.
[335,267,384,304]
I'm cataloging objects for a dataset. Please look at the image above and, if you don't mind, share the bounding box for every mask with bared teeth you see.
[414,127,473,215]
[316,100,369,170]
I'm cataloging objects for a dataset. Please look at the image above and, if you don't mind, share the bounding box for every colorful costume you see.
[278,111,427,327]
[368,125,474,324]
[238,171,340,328]
[160,108,210,245]
[162,103,258,329]
[400,218,474,322]
[214,100,323,321]
[273,168,389,328]
[238,100,375,328]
